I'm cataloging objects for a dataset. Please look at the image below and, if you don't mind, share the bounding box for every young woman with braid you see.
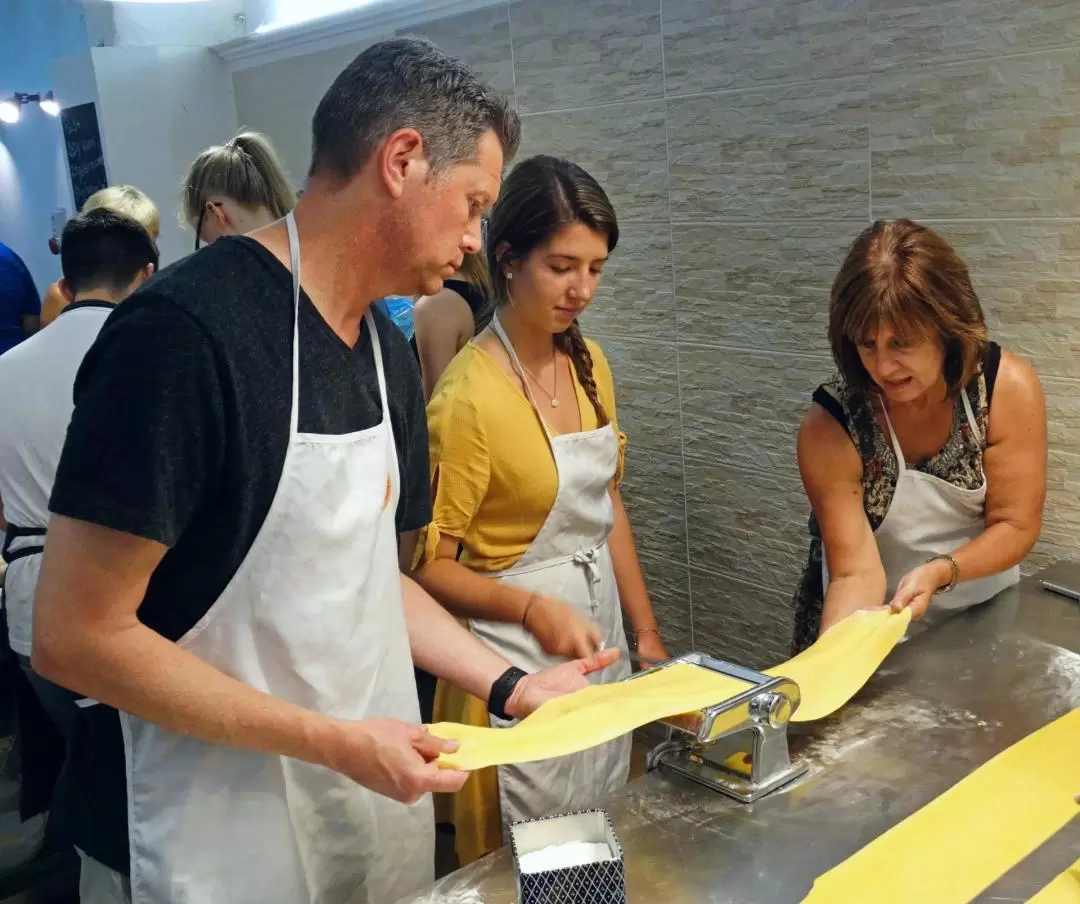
[415,155,667,863]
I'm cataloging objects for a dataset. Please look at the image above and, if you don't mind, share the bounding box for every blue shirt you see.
[0,243,41,356]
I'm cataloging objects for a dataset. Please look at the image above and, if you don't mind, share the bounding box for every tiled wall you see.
[238,0,1080,668]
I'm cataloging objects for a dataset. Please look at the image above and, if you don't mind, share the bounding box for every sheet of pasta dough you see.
[431,607,911,771]
[1029,857,1080,904]
[801,708,1080,904]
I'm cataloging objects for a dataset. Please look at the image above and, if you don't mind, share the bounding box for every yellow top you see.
[417,338,626,572]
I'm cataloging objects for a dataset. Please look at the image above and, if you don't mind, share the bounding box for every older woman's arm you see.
[798,403,889,634]
[890,351,1047,616]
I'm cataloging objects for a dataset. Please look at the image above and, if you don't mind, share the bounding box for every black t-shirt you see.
[49,235,431,872]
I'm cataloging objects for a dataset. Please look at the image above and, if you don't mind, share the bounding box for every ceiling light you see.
[39,91,60,117]
[0,99,19,125]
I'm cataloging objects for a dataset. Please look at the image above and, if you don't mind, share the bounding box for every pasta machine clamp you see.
[634,653,808,803]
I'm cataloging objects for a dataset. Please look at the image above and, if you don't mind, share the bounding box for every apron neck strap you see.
[878,399,907,475]
[491,311,555,442]
[285,212,393,439]
[286,212,302,438]
[959,386,982,446]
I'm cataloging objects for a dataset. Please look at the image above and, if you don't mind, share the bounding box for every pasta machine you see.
[633,653,807,803]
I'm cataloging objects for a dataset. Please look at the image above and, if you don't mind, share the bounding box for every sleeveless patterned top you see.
[790,343,1001,652]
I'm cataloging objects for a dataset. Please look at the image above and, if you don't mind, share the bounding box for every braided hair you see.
[486,155,619,426]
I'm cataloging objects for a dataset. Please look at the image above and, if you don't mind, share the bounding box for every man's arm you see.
[400,572,617,719]
[33,515,466,802]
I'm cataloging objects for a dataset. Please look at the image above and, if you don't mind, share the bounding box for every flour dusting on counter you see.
[518,841,613,874]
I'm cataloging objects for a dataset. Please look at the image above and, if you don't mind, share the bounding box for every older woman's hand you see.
[888,558,954,619]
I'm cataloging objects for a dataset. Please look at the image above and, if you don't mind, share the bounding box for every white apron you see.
[117,212,433,904]
[824,389,1019,625]
[469,315,632,831]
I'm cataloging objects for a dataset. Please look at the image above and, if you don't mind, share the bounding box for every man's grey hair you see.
[309,36,521,180]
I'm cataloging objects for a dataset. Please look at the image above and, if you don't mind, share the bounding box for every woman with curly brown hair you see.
[414,155,667,862]
[792,219,1047,652]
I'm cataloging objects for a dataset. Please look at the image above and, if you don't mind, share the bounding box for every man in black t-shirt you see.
[32,38,617,904]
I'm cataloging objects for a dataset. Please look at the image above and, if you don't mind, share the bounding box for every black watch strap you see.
[488,666,528,721]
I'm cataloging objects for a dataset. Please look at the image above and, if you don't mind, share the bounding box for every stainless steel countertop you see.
[403,572,1080,903]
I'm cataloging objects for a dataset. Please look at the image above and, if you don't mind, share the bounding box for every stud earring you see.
[505,272,513,280]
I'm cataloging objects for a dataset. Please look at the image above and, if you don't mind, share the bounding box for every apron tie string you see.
[572,546,602,612]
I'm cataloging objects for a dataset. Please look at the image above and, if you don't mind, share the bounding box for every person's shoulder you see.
[414,287,472,324]
[991,348,1044,412]
[139,237,285,319]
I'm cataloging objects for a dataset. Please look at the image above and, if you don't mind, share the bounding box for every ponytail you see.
[183,130,296,224]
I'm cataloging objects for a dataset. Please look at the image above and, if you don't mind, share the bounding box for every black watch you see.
[488,666,528,721]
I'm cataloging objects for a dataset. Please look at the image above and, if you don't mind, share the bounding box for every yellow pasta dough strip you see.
[431,607,910,771]
[1030,857,1080,904]
[801,708,1080,904]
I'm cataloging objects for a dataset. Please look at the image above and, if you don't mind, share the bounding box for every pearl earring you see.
[505,272,513,280]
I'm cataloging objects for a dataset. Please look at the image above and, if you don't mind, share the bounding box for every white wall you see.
[85,46,239,266]
[0,0,94,293]
[232,42,372,182]
[111,0,247,47]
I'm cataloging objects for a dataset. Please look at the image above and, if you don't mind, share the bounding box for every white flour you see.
[518,842,614,874]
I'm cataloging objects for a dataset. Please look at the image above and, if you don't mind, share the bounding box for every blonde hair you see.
[183,130,296,224]
[82,185,161,240]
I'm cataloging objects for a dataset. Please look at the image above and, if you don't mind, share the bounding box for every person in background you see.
[31,39,615,904]
[184,130,296,250]
[415,155,668,864]
[0,210,157,836]
[41,186,161,328]
[0,241,41,354]
[791,219,1047,652]
[413,250,492,400]
[409,249,492,722]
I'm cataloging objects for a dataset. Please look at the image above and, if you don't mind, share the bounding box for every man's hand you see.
[321,718,469,803]
[889,558,953,620]
[504,648,619,720]
[523,595,602,659]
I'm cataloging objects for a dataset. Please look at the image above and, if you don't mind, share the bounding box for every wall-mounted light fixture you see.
[0,92,62,125]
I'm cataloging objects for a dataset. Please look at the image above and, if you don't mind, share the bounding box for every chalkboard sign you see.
[61,102,108,210]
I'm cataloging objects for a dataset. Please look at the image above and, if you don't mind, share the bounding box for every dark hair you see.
[309,36,520,181]
[487,155,619,425]
[61,209,159,297]
[830,219,989,396]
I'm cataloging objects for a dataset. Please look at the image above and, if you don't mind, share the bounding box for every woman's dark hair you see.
[487,155,619,425]
[830,219,989,396]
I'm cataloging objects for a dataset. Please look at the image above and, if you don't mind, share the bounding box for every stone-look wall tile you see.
[663,0,868,96]
[871,50,1080,219]
[620,446,688,565]
[672,223,863,355]
[399,6,515,99]
[871,0,1080,71]
[691,568,793,669]
[638,552,694,654]
[678,345,832,470]
[668,77,869,221]
[518,100,669,222]
[925,221,1080,380]
[684,458,811,600]
[509,0,663,114]
[1041,379,1080,563]
[599,337,682,457]
[582,224,675,342]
